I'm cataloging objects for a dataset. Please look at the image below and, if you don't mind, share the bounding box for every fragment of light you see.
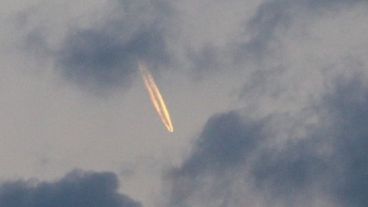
[139,62,174,133]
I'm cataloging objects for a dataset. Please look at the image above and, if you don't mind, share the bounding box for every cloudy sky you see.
[0,0,368,207]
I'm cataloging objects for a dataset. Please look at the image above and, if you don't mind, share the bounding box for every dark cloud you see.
[57,1,173,92]
[324,78,368,207]
[168,112,266,206]
[168,77,368,207]
[18,0,173,93]
[176,112,264,175]
[58,25,170,91]
[251,138,328,194]
[235,0,367,62]
[174,0,367,76]
[18,0,367,86]
[251,78,368,206]
[0,170,141,207]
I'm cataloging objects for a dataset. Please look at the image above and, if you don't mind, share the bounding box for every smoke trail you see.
[139,62,174,133]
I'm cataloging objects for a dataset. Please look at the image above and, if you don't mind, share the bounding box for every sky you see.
[0,0,367,207]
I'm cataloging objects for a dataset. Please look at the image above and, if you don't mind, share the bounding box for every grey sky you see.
[0,0,367,207]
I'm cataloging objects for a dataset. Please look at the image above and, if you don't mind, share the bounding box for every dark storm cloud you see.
[251,138,326,191]
[58,25,170,91]
[0,170,141,207]
[168,112,266,206]
[168,77,368,207]
[324,78,368,207]
[57,1,173,91]
[175,112,264,175]
[251,78,368,206]
[17,0,173,92]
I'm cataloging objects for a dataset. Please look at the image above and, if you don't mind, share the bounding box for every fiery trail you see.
[139,62,174,133]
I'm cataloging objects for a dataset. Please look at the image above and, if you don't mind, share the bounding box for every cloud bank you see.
[0,170,141,207]
[168,77,368,207]
[165,2,368,206]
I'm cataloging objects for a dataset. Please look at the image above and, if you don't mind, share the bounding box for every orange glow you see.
[139,62,174,133]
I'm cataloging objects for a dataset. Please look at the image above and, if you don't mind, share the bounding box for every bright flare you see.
[139,62,174,133]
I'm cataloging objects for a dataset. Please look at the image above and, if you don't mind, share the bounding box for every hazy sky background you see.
[0,0,367,207]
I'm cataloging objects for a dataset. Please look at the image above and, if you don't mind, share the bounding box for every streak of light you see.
[139,62,174,133]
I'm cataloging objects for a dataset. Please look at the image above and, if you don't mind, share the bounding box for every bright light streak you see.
[139,62,174,133]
